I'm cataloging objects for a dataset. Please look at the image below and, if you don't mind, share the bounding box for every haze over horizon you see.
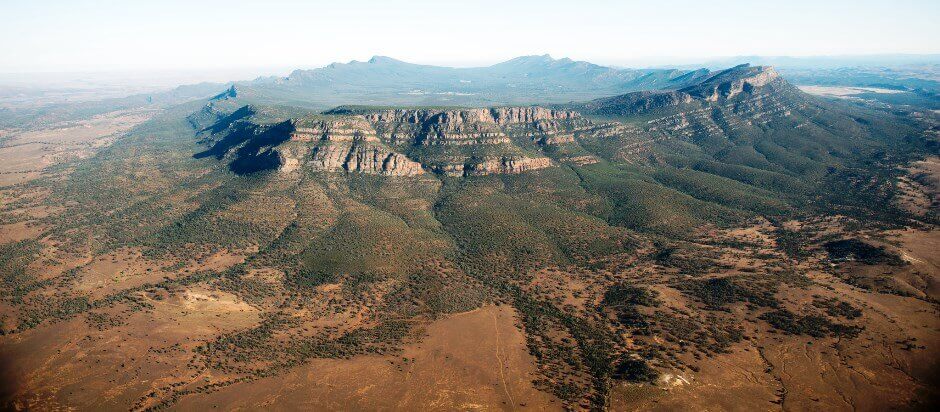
[2,0,939,75]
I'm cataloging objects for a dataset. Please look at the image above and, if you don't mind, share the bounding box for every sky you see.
[1,0,939,75]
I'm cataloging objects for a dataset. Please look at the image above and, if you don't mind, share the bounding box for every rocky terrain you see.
[192,98,594,177]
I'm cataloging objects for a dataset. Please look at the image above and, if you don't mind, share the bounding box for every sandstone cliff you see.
[196,105,580,177]
[309,142,424,176]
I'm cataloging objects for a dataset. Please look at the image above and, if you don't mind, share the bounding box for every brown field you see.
[0,286,260,410]
[2,304,559,411]
[170,305,560,411]
[895,156,940,217]
[0,109,155,186]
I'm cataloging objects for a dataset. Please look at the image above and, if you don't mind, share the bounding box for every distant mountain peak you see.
[680,64,783,100]
[708,63,777,80]
[488,54,608,75]
[498,54,558,64]
[367,55,403,65]
[268,56,746,104]
[210,85,237,101]
[576,63,798,117]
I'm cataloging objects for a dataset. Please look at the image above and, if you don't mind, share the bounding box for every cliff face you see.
[364,107,580,127]
[308,142,424,176]
[285,117,424,176]
[679,65,785,101]
[363,107,587,147]
[565,64,817,164]
[578,65,793,118]
[196,106,589,177]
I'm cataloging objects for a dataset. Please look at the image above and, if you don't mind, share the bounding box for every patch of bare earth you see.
[169,305,560,411]
[0,221,44,244]
[0,109,156,186]
[895,156,940,217]
[886,228,940,299]
[608,219,939,411]
[0,287,259,410]
[610,343,778,411]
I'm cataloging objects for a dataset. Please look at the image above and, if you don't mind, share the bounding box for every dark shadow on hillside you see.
[0,349,20,410]
[202,105,254,135]
[194,119,294,175]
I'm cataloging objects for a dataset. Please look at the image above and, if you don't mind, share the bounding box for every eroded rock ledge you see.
[198,106,588,177]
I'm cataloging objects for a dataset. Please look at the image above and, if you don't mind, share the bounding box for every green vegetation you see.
[823,239,906,265]
[760,309,863,338]
[813,297,863,320]
[677,277,779,311]
[0,240,44,303]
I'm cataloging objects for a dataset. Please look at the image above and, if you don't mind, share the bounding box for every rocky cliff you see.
[195,105,592,177]
[565,64,819,165]
[679,65,784,101]
[307,141,424,176]
[576,65,794,118]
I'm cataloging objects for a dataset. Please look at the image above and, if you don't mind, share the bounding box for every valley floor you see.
[2,224,937,411]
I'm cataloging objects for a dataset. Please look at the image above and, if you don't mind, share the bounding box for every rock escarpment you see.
[567,64,815,164]
[286,117,424,176]
[577,65,793,118]
[195,105,590,177]
[308,140,424,176]
[679,65,783,101]
[362,107,587,146]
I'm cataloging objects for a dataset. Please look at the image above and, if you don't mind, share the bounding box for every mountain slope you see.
[198,65,932,229]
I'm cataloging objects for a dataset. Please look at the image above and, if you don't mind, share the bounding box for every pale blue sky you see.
[1,0,938,73]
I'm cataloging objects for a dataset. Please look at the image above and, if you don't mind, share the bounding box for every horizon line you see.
[3,52,940,76]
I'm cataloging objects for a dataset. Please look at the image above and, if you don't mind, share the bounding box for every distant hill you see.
[238,55,709,108]
[573,64,797,117]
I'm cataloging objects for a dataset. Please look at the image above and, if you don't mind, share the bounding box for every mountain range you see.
[236,54,713,107]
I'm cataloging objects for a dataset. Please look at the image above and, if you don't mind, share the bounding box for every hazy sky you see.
[2,0,939,73]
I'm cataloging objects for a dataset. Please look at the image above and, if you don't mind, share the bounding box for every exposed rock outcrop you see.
[680,65,783,101]
[364,107,586,146]
[310,142,424,176]
[210,85,238,101]
[196,105,577,177]
[435,155,553,177]
[466,156,552,176]
[291,118,379,142]
[363,106,580,127]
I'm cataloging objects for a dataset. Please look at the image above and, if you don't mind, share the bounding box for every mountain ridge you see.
[238,54,713,108]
